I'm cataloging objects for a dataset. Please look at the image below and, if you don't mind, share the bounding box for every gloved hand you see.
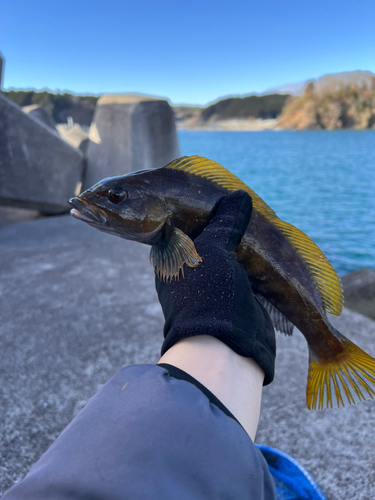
[155,190,276,385]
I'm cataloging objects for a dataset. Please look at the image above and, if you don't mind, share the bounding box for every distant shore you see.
[177,118,375,132]
[177,118,279,131]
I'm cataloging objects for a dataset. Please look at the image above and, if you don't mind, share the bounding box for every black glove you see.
[155,190,276,385]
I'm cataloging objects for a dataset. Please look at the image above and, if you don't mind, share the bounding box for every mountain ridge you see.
[266,70,375,96]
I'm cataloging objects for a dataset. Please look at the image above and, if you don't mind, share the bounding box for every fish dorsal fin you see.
[165,155,343,316]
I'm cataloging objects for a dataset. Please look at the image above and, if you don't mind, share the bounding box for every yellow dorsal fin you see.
[165,155,343,315]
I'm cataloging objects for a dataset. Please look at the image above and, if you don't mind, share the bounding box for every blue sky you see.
[1,0,374,105]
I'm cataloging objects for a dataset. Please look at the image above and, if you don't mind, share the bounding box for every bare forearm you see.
[158,335,264,441]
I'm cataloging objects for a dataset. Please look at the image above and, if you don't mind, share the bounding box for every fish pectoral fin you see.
[307,336,375,410]
[256,295,294,336]
[150,228,202,282]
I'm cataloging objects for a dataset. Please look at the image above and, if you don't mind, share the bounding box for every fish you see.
[69,155,375,410]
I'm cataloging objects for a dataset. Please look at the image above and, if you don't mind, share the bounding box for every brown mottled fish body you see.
[69,156,375,410]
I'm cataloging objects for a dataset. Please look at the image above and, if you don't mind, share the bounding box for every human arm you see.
[2,191,276,500]
[156,190,276,439]
[159,336,265,440]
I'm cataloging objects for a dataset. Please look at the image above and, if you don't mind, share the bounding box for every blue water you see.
[178,130,375,276]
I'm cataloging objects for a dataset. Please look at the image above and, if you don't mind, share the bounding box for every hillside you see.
[173,105,202,127]
[278,77,375,130]
[2,90,98,126]
[2,89,288,130]
[201,94,289,121]
[174,94,290,130]
[268,70,375,96]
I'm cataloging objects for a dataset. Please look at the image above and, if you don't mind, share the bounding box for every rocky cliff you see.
[278,77,375,130]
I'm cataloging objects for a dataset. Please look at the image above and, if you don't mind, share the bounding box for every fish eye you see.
[108,188,127,204]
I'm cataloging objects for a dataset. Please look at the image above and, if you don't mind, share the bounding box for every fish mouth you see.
[69,197,107,225]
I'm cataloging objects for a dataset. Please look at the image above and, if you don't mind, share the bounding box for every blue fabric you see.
[3,365,276,500]
[256,445,326,500]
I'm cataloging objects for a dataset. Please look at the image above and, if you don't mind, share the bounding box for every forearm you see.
[158,335,265,440]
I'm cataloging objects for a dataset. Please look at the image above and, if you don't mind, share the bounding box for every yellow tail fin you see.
[307,339,375,410]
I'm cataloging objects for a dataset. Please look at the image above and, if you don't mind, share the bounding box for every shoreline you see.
[177,122,375,132]
[177,118,279,132]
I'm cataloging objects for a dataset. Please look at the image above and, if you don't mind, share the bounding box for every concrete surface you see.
[1,215,375,499]
[341,268,375,320]
[0,215,163,495]
[0,93,84,214]
[84,94,180,189]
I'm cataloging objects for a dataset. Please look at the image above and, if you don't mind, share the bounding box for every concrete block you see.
[84,94,180,189]
[23,104,57,132]
[55,98,96,126]
[56,123,90,153]
[0,93,84,214]
[341,268,375,320]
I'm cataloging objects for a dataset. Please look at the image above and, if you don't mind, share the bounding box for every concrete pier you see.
[1,215,375,499]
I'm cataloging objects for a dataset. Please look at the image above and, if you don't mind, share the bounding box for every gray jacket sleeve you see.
[3,365,276,500]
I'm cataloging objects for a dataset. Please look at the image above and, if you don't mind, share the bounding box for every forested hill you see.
[2,90,98,126]
[2,88,289,127]
[201,94,290,121]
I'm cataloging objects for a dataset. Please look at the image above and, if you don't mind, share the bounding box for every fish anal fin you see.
[150,227,202,282]
[256,294,294,336]
[307,338,375,410]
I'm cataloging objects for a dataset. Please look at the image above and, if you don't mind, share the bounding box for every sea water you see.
[178,130,375,276]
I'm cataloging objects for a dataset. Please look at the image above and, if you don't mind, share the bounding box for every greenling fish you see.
[69,155,375,411]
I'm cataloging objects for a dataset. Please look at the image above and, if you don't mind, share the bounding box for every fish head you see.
[69,173,172,243]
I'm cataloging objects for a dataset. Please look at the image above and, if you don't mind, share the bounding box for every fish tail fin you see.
[307,336,375,410]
